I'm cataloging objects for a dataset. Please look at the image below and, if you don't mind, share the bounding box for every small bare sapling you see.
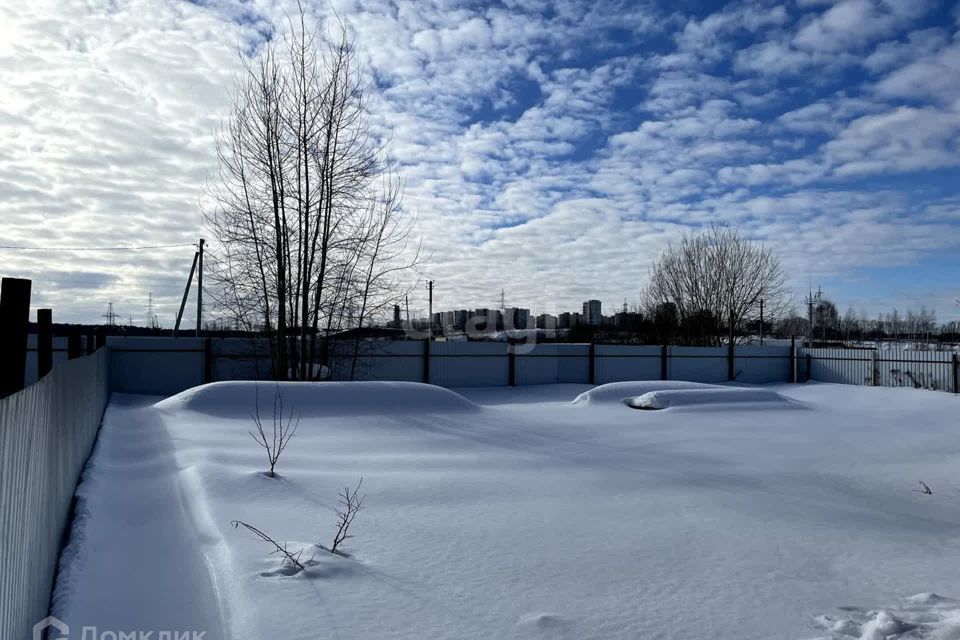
[250,384,300,477]
[329,478,366,555]
[914,480,934,495]
[232,479,367,572]
[231,520,305,573]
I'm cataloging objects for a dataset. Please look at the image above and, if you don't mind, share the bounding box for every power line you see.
[0,243,197,252]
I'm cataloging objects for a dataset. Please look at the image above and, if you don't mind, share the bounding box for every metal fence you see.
[27,337,801,395]
[0,349,110,640]
[799,347,959,392]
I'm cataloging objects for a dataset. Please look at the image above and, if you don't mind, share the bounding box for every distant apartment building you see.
[468,308,501,333]
[453,309,469,331]
[583,299,602,326]
[503,307,531,330]
[536,313,558,330]
[392,304,402,329]
[431,311,457,334]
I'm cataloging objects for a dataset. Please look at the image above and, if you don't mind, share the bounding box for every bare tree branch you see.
[250,384,300,477]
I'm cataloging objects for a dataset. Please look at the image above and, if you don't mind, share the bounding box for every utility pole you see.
[174,248,200,338]
[427,280,434,340]
[405,294,410,331]
[196,238,205,337]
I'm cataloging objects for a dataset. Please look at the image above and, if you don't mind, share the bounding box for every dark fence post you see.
[423,338,431,384]
[790,336,796,383]
[95,327,106,350]
[204,337,214,384]
[67,332,83,360]
[952,353,958,394]
[85,333,95,355]
[871,351,878,386]
[806,353,812,382]
[660,344,668,380]
[588,342,596,385]
[0,277,32,398]
[727,309,736,381]
[508,345,517,387]
[37,309,53,379]
[727,341,735,381]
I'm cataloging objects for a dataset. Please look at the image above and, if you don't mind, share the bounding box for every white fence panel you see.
[331,340,424,382]
[516,344,589,385]
[595,345,661,384]
[0,349,110,640]
[431,342,509,387]
[211,337,271,382]
[802,348,872,385]
[669,346,728,383]
[734,345,793,384]
[108,336,204,396]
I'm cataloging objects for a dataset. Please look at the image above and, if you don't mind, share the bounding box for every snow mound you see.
[805,593,960,639]
[625,387,793,411]
[154,381,480,418]
[572,380,719,405]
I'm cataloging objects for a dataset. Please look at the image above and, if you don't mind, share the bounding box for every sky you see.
[1,0,959,325]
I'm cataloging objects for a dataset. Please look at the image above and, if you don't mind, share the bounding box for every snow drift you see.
[572,380,725,406]
[625,387,795,411]
[54,383,960,640]
[154,380,480,418]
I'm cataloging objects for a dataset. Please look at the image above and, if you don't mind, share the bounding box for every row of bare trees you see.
[643,225,789,345]
[205,6,418,380]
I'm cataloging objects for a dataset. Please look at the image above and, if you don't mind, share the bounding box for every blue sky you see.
[1,0,959,323]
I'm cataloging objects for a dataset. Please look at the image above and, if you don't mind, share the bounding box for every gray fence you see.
[0,349,110,640]
[799,347,959,392]
[35,337,794,395]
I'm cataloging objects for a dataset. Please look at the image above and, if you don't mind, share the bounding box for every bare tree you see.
[205,4,420,380]
[250,385,299,477]
[231,520,306,572]
[329,478,365,554]
[644,225,789,345]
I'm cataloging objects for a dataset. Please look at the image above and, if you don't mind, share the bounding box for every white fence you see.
[0,349,110,640]
[800,347,959,392]
[35,337,794,395]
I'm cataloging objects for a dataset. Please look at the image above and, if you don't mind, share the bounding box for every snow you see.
[806,593,960,639]
[571,380,722,405]
[52,381,960,639]
[154,380,481,418]
[623,387,796,410]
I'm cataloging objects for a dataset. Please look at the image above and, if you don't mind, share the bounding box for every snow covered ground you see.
[52,381,960,639]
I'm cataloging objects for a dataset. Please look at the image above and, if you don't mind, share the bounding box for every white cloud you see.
[874,42,960,104]
[0,0,958,322]
[793,0,931,52]
[863,28,949,73]
[825,106,960,176]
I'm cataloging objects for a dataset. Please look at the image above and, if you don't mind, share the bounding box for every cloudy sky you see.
[2,0,959,325]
